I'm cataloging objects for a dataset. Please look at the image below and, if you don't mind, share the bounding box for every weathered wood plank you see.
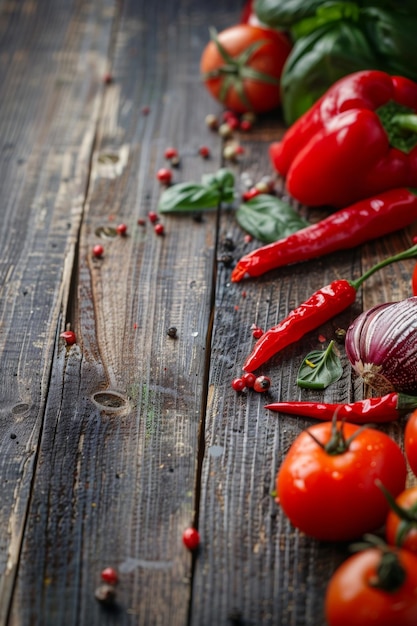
[6,1,242,625]
[0,1,116,622]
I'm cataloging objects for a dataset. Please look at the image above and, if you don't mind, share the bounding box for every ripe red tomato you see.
[405,409,417,476]
[276,421,407,541]
[200,24,292,114]
[325,547,417,625]
[385,486,417,553]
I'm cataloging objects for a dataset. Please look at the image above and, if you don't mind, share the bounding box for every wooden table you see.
[1,1,415,624]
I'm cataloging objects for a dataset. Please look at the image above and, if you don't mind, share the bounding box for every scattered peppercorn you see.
[101,567,119,585]
[60,330,77,345]
[103,72,113,85]
[242,188,261,202]
[223,236,235,251]
[141,105,150,115]
[335,327,347,343]
[218,253,234,267]
[167,326,177,338]
[148,211,159,223]
[251,325,263,339]
[242,372,256,388]
[205,113,218,130]
[231,377,245,392]
[182,527,200,551]
[156,168,172,185]
[253,375,271,393]
[92,244,104,258]
[218,123,233,138]
[116,223,127,236]
[154,223,164,236]
[240,119,252,131]
[199,145,210,159]
[94,583,116,605]
[164,147,178,160]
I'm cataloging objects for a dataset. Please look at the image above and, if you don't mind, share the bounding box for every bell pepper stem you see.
[392,114,417,134]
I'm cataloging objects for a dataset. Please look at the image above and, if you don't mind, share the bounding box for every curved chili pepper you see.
[232,188,417,282]
[269,70,417,207]
[265,392,417,424]
[242,243,417,372]
[243,279,356,372]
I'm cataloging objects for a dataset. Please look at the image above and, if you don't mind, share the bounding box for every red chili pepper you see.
[269,70,417,207]
[232,188,417,282]
[242,244,417,372]
[413,262,417,296]
[265,392,417,424]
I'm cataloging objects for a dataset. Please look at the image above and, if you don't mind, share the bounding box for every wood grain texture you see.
[0,0,115,622]
[1,0,416,625]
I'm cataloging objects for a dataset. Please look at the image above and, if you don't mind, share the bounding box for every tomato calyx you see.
[307,415,369,456]
[202,27,280,110]
[377,480,417,547]
[351,534,407,593]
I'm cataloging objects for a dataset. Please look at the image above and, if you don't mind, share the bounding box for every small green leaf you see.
[297,341,343,390]
[236,194,308,243]
[158,169,235,213]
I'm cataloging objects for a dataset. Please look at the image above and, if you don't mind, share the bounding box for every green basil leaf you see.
[297,341,343,390]
[254,0,324,28]
[158,169,235,213]
[158,182,221,213]
[236,194,308,243]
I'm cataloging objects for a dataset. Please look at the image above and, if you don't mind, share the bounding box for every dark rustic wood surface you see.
[0,1,416,625]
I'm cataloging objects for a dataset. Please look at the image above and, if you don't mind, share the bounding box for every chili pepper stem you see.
[352,244,417,290]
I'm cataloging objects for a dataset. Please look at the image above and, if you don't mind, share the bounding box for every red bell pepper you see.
[270,70,417,208]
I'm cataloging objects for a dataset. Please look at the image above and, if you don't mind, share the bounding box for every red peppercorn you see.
[164,147,178,160]
[92,244,104,258]
[156,168,172,185]
[242,188,261,202]
[148,211,159,223]
[116,223,127,236]
[251,323,263,339]
[242,372,256,388]
[244,234,253,244]
[154,223,164,236]
[253,375,271,393]
[199,145,210,159]
[226,115,240,130]
[141,105,150,115]
[231,377,245,392]
[101,567,118,585]
[182,527,200,551]
[222,110,235,121]
[60,330,77,345]
[240,119,252,131]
